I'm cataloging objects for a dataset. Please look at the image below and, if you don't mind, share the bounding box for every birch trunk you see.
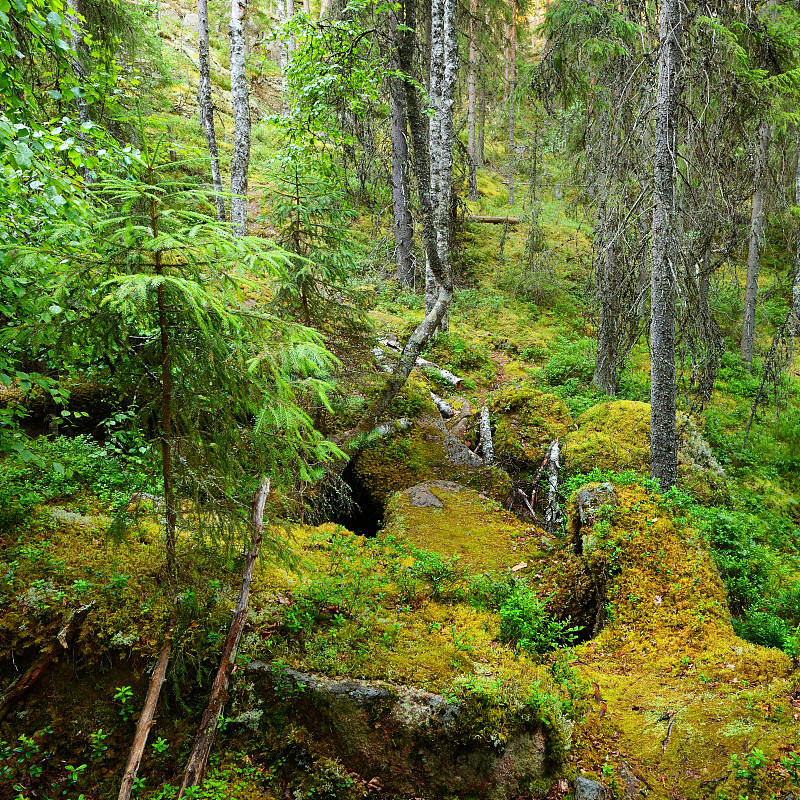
[794,153,800,335]
[320,0,331,16]
[198,0,226,222]
[650,0,682,491]
[467,0,478,201]
[229,0,251,236]
[740,120,770,368]
[389,4,415,287]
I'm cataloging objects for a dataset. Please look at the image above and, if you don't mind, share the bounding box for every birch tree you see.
[229,0,250,235]
[650,0,683,490]
[794,153,800,334]
[198,0,226,222]
[467,0,479,200]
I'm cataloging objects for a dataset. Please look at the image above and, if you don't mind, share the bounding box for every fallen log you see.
[467,215,520,224]
[372,346,394,374]
[178,478,271,795]
[118,616,175,800]
[378,338,462,386]
[0,602,93,723]
[479,406,494,465]
[544,439,562,534]
[430,392,454,418]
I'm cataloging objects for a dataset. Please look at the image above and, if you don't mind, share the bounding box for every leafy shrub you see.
[542,337,596,387]
[498,580,578,656]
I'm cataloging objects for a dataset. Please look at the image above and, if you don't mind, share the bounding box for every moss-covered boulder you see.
[488,386,573,469]
[564,400,651,474]
[383,481,543,573]
[248,662,549,800]
[351,422,512,507]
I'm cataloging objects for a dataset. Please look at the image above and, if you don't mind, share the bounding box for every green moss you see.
[489,387,573,469]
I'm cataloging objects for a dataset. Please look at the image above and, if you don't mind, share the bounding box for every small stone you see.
[574,776,610,800]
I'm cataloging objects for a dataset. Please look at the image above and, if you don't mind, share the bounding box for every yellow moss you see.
[383,482,543,573]
[489,387,574,467]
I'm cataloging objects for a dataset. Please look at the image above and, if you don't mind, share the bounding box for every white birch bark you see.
[740,120,770,368]
[650,0,682,490]
[199,0,226,222]
[229,0,251,236]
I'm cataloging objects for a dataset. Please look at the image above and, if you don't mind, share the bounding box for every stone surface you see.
[248,662,549,800]
[574,775,610,800]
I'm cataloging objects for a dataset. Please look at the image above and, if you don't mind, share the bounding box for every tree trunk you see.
[303,0,309,13]
[476,73,486,168]
[178,479,270,795]
[467,0,478,201]
[0,603,92,723]
[650,0,682,491]
[389,4,415,287]
[118,619,175,800]
[230,0,251,235]
[794,153,800,335]
[507,2,516,206]
[320,0,331,16]
[740,120,770,369]
[479,406,494,464]
[198,0,226,222]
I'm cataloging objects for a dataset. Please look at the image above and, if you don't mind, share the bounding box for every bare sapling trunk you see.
[507,2,516,206]
[178,479,270,794]
[740,119,770,369]
[199,0,226,222]
[479,406,494,464]
[467,0,478,200]
[794,152,800,334]
[650,0,682,491]
[0,603,92,723]
[118,619,175,800]
[389,4,415,286]
[230,0,251,235]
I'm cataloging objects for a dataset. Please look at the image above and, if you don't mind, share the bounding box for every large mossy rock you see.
[383,480,542,572]
[248,663,549,800]
[489,386,574,469]
[352,422,512,507]
[563,400,729,502]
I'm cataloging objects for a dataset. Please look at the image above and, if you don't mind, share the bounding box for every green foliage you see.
[113,685,134,721]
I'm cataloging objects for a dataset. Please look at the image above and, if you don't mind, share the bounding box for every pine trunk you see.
[229,0,250,235]
[467,0,478,201]
[198,0,226,222]
[650,0,682,491]
[389,4,415,287]
[740,120,770,368]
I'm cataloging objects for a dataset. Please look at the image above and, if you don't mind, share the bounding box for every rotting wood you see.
[516,488,538,520]
[431,392,454,418]
[544,438,562,534]
[479,406,494,465]
[178,478,270,795]
[118,613,176,800]
[468,215,520,224]
[379,338,463,386]
[0,602,93,723]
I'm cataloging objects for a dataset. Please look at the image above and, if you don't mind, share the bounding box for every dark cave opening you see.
[331,461,385,537]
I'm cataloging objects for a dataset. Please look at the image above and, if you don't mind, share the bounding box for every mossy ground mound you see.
[564,481,797,799]
[351,423,512,507]
[488,386,574,470]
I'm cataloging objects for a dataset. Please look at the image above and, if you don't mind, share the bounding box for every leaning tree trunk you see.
[389,4,415,287]
[794,152,800,335]
[229,0,250,236]
[650,0,682,491]
[740,120,770,369]
[199,0,226,222]
[467,0,478,201]
[178,479,270,794]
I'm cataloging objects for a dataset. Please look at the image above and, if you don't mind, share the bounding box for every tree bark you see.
[794,153,800,335]
[389,4,415,287]
[476,72,486,168]
[178,479,270,795]
[650,0,682,491]
[229,0,251,235]
[507,2,516,206]
[740,120,770,369]
[479,406,494,464]
[118,617,175,800]
[467,0,478,201]
[320,0,331,17]
[544,438,561,533]
[0,603,92,724]
[199,0,226,222]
